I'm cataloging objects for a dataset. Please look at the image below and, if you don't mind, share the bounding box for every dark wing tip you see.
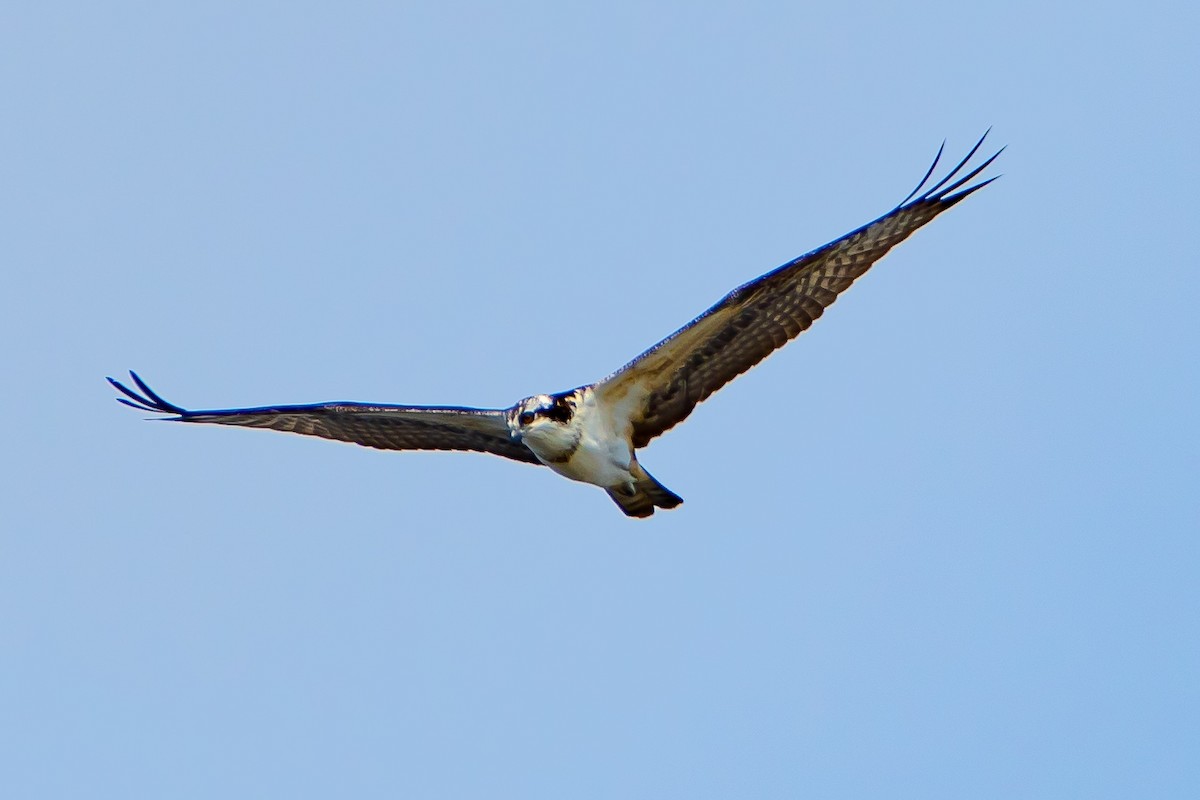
[900,130,1004,210]
[108,371,188,416]
[897,139,946,207]
[942,172,1003,204]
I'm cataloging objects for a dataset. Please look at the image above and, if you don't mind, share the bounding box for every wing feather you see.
[108,372,540,465]
[596,133,1003,448]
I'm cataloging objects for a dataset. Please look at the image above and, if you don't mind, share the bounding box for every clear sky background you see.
[3,2,1197,797]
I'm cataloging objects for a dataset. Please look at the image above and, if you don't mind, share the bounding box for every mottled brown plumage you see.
[596,135,1002,448]
[109,371,539,464]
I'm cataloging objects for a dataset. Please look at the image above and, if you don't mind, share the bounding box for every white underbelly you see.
[548,433,632,489]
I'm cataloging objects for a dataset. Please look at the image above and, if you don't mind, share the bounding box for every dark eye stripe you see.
[546,399,573,424]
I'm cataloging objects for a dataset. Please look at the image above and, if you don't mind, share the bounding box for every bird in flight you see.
[111,133,1001,517]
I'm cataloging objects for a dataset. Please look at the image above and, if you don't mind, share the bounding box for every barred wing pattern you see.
[597,133,1002,448]
[108,372,540,465]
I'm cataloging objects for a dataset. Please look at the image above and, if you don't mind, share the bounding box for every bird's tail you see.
[606,462,683,518]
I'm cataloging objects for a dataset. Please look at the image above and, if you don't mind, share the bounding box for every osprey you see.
[111,134,1001,517]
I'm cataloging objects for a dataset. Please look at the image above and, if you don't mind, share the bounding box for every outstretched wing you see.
[109,371,541,465]
[595,132,1003,448]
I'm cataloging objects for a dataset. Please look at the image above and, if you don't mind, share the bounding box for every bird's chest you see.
[533,402,632,488]
[551,436,631,487]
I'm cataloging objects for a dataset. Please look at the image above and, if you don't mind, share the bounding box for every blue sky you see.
[3,2,1197,797]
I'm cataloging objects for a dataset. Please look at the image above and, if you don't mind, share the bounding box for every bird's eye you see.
[518,411,536,426]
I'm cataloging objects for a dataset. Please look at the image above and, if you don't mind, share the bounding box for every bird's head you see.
[508,391,579,452]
